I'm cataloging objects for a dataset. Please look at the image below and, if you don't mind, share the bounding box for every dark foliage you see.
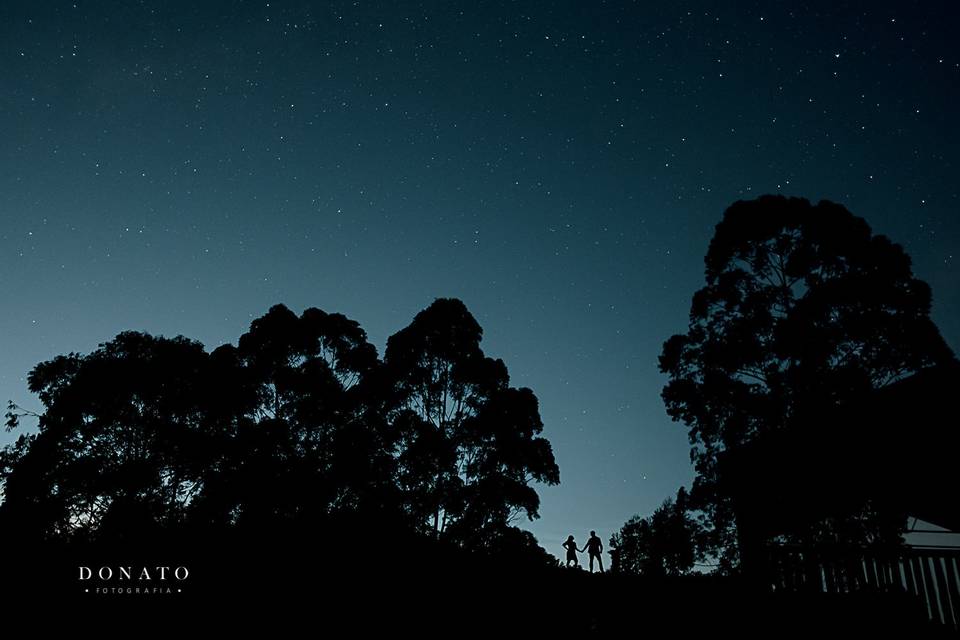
[658,196,955,568]
[0,299,557,567]
[384,298,559,549]
[610,487,699,576]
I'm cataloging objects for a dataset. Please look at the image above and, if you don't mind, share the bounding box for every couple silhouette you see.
[562,531,604,573]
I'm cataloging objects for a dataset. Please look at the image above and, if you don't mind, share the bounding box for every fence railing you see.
[764,545,960,630]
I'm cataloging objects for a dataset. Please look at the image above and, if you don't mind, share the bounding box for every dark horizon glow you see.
[1,1,958,562]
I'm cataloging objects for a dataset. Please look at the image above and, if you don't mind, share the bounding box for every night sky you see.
[2,1,958,562]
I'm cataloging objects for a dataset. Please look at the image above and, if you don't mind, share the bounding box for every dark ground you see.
[1,530,951,636]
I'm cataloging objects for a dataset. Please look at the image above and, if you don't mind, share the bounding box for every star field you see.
[1,1,958,560]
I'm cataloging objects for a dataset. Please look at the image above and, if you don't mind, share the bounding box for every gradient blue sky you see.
[1,1,958,561]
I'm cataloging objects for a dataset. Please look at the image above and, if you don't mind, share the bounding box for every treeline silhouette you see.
[603,196,957,633]
[0,298,562,610]
[611,196,957,578]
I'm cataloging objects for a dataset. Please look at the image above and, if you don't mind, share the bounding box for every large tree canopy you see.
[0,299,557,563]
[1,332,212,541]
[659,196,955,566]
[189,303,395,530]
[384,298,559,549]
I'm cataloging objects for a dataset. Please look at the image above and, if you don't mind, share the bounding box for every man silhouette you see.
[583,531,604,573]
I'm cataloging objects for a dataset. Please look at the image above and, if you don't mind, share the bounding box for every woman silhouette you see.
[562,535,580,568]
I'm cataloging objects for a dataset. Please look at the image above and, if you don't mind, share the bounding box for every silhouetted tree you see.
[0,305,397,541]
[384,298,559,549]
[1,300,559,569]
[188,304,397,529]
[611,488,698,576]
[659,196,955,568]
[0,332,212,541]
